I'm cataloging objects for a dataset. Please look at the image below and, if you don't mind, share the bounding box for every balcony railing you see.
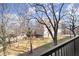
[18,36,79,56]
[40,36,79,56]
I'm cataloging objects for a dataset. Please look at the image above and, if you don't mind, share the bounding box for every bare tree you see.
[32,3,64,45]
[0,3,9,56]
[26,27,33,53]
[17,4,33,53]
[64,6,79,37]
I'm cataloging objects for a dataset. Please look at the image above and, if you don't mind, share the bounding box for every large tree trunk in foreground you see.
[53,32,58,45]
[53,28,58,45]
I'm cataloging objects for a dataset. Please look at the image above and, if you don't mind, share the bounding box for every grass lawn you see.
[0,35,70,56]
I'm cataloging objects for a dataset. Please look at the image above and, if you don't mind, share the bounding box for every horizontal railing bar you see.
[41,36,79,56]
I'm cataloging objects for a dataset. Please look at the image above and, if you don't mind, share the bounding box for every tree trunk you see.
[3,42,6,56]
[72,30,76,37]
[53,25,58,45]
[50,29,58,46]
[29,37,33,53]
[53,37,57,45]
[53,31,58,45]
[70,31,72,38]
[45,24,58,45]
[8,38,11,47]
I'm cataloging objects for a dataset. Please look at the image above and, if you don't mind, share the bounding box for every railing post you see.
[74,39,76,56]
[55,52,57,56]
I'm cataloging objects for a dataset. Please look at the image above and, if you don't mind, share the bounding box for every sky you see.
[5,3,78,14]
[0,3,77,19]
[0,3,79,28]
[0,3,79,16]
[0,3,70,15]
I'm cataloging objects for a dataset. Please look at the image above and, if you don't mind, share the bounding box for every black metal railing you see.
[40,36,79,56]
